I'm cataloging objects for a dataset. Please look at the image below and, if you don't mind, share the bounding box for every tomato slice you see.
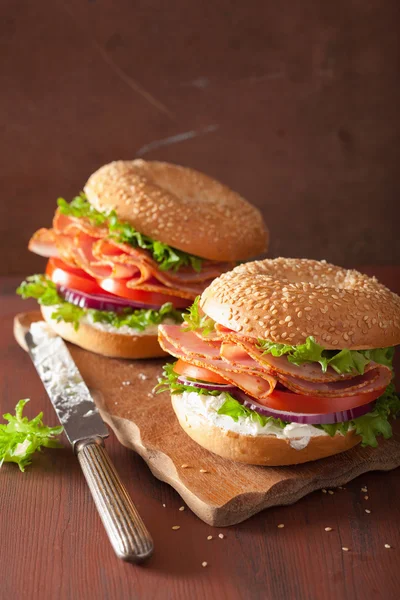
[98,278,191,309]
[256,388,385,414]
[174,359,230,385]
[46,258,104,295]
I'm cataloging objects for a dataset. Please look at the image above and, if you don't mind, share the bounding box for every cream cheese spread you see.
[82,314,161,336]
[178,391,332,450]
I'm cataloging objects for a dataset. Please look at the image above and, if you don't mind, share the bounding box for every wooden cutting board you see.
[14,311,400,527]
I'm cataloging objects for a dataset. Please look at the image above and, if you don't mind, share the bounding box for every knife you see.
[24,325,154,563]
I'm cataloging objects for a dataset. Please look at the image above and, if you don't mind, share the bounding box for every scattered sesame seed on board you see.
[342,547,349,552]
[202,562,208,568]
[384,544,391,549]
[179,506,185,511]
[364,496,369,500]
[181,464,190,469]
[277,524,285,529]
[207,535,213,540]
[322,489,327,494]
[172,525,180,530]
[328,490,334,495]
[218,533,225,539]
[162,503,166,508]
[365,509,371,514]
[199,469,209,473]
[361,487,368,493]
[324,527,333,532]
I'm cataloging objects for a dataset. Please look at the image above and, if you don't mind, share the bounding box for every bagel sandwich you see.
[157,258,400,465]
[17,160,268,358]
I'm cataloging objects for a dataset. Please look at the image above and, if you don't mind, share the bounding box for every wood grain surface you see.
[2,0,400,276]
[13,310,400,528]
[1,269,400,599]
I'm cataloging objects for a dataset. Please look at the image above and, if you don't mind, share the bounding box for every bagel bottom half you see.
[40,305,167,359]
[171,394,361,466]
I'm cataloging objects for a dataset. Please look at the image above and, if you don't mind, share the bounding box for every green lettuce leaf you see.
[257,336,394,375]
[58,194,203,272]
[216,396,285,429]
[89,302,182,331]
[318,383,400,447]
[154,362,219,396]
[0,400,63,471]
[17,274,63,305]
[57,193,108,226]
[182,296,215,335]
[17,275,182,331]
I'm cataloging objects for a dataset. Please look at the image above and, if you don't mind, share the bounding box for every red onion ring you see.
[177,376,237,391]
[58,285,163,312]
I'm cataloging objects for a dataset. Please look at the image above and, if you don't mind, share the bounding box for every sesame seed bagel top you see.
[84,160,268,262]
[200,258,400,350]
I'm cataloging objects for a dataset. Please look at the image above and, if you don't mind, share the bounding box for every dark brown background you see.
[2,0,400,276]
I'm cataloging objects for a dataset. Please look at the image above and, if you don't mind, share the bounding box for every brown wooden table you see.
[1,269,400,600]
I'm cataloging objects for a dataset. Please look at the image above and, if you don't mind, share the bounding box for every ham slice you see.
[159,325,222,359]
[29,209,232,300]
[158,325,392,401]
[28,228,58,258]
[53,212,108,238]
[158,332,277,398]
[220,342,262,371]
[223,335,392,396]
[279,365,392,397]
[228,336,376,383]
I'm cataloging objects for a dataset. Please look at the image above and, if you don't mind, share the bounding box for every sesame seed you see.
[361,487,368,492]
[207,535,213,540]
[384,544,391,549]
[199,469,209,473]
[342,547,349,552]
[181,464,190,469]
[322,489,327,494]
[328,490,334,495]
[364,496,369,500]
[365,509,371,514]
[202,562,208,567]
[218,533,225,539]
[179,506,185,511]
[172,525,180,530]
[324,527,333,532]
[277,524,285,529]
[162,503,166,508]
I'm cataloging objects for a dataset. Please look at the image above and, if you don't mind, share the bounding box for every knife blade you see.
[25,329,109,446]
[25,323,153,563]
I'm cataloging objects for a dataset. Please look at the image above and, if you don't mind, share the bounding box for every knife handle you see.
[76,438,154,563]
